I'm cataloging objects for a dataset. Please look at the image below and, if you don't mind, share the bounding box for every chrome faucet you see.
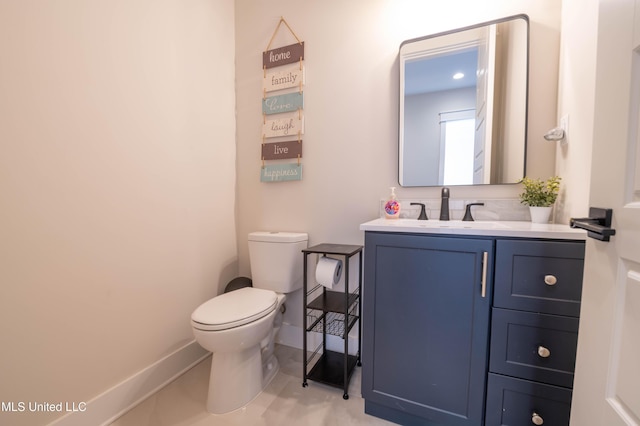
[440,188,450,221]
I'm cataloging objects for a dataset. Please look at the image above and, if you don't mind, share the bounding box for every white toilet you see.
[191,231,308,414]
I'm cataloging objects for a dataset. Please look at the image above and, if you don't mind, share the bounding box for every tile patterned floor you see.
[110,345,395,426]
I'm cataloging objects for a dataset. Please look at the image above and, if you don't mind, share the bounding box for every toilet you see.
[191,231,308,414]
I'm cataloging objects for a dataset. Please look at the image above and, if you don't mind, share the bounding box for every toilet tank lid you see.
[249,231,308,243]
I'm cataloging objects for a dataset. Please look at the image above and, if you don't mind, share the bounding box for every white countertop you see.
[360,218,587,240]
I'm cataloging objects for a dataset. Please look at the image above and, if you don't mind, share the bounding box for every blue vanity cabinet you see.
[362,231,494,426]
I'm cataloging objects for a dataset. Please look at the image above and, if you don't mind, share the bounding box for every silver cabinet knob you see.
[538,346,551,358]
[544,275,557,285]
[532,412,544,425]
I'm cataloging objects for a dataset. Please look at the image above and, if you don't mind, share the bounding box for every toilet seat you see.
[191,287,278,331]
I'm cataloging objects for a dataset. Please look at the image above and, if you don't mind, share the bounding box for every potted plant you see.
[519,176,561,223]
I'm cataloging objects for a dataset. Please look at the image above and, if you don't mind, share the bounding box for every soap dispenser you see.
[384,187,401,219]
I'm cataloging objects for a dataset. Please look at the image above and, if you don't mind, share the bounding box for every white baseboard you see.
[49,325,355,426]
[48,340,209,426]
[276,323,360,355]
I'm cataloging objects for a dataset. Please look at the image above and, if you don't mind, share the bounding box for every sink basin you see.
[393,219,509,229]
[360,217,588,240]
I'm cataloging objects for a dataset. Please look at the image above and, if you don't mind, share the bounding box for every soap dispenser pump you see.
[384,187,401,219]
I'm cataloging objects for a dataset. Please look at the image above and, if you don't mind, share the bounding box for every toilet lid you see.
[191,287,278,331]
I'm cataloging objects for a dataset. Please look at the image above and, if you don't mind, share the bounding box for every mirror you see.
[399,15,529,186]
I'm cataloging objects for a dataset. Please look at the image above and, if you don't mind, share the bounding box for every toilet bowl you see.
[192,287,285,413]
[191,231,307,414]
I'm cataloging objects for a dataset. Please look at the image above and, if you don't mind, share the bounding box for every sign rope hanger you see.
[265,16,302,52]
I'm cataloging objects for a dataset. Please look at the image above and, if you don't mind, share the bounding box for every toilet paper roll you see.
[315,256,343,288]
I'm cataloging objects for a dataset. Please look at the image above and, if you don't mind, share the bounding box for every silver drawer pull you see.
[481,252,488,298]
[538,346,551,358]
[532,412,544,425]
[544,275,557,286]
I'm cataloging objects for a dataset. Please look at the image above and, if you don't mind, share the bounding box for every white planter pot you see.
[529,206,552,223]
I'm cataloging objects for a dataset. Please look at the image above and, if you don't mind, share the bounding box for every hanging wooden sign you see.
[262,92,304,115]
[261,163,302,182]
[263,112,304,138]
[263,42,305,69]
[263,64,304,93]
[260,17,305,183]
[262,140,302,161]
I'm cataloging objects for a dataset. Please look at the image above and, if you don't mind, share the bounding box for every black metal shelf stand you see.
[302,243,363,400]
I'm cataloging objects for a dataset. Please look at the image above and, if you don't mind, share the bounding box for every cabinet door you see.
[362,232,493,426]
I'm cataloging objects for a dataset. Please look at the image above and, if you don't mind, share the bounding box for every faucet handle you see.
[462,203,485,221]
[410,203,428,220]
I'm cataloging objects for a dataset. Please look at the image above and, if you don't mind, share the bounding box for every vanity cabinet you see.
[362,232,493,426]
[361,230,585,426]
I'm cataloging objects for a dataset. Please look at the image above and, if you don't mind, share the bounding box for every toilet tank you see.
[248,231,308,293]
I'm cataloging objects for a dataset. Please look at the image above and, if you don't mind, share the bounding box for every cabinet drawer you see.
[490,308,578,388]
[495,240,585,317]
[486,373,572,426]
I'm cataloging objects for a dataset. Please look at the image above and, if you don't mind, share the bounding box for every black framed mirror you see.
[399,15,529,187]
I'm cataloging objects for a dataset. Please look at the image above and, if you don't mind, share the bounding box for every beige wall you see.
[235,0,562,328]
[0,1,583,424]
[555,0,598,222]
[0,1,237,425]
[499,18,529,183]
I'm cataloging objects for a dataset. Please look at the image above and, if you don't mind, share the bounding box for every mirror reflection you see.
[399,15,529,187]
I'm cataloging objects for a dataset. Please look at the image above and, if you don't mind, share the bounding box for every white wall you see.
[404,87,477,185]
[0,1,237,425]
[235,0,562,331]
